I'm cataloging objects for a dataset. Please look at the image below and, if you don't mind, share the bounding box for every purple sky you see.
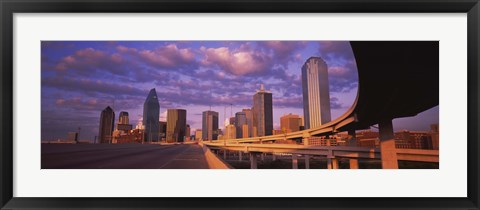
[41,41,438,141]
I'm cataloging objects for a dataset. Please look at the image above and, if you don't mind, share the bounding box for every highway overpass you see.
[204,41,439,169]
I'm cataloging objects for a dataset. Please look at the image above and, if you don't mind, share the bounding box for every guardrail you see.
[199,142,232,169]
[203,142,439,166]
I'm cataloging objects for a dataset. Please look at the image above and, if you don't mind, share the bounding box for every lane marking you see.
[158,145,192,169]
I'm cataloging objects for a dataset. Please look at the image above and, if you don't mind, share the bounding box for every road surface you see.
[41,143,210,169]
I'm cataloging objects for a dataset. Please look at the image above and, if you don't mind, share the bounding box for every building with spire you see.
[143,88,160,142]
[99,106,115,144]
[302,57,331,129]
[253,84,273,136]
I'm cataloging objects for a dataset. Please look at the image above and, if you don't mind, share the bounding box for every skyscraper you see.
[202,110,219,140]
[229,117,236,125]
[185,124,191,141]
[166,109,187,142]
[195,129,202,140]
[143,88,160,142]
[118,111,129,124]
[99,106,115,144]
[235,111,247,138]
[253,84,273,136]
[159,121,167,141]
[225,124,236,140]
[302,57,331,129]
[242,108,253,138]
[117,111,132,131]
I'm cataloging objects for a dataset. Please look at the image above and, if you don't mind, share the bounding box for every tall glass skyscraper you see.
[202,110,219,140]
[166,109,187,142]
[253,84,273,136]
[99,106,115,144]
[143,88,160,142]
[302,57,331,129]
[235,111,247,138]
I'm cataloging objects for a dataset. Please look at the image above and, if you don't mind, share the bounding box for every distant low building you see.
[272,129,283,135]
[430,124,439,150]
[195,129,202,140]
[280,113,302,133]
[394,130,434,150]
[117,124,133,132]
[113,129,144,144]
[67,132,78,142]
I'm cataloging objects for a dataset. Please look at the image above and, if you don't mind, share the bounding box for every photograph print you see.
[41,41,439,169]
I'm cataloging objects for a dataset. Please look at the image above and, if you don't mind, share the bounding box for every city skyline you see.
[41,41,438,141]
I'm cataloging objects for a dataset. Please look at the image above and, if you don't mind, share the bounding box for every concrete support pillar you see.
[272,154,276,161]
[261,153,265,161]
[303,137,309,146]
[379,120,399,169]
[327,157,338,169]
[292,154,298,169]
[250,153,258,169]
[332,158,338,169]
[239,151,242,161]
[349,159,359,169]
[305,155,310,169]
[223,150,227,160]
[348,129,357,147]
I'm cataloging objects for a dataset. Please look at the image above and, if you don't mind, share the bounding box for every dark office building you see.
[118,111,129,124]
[202,110,219,140]
[117,111,132,132]
[143,88,160,142]
[99,106,115,144]
[253,84,273,136]
[166,109,187,142]
[159,121,167,140]
[235,111,247,138]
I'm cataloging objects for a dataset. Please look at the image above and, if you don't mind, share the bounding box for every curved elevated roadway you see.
[205,41,439,169]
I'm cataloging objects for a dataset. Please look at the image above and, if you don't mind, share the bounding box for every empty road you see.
[41,143,210,169]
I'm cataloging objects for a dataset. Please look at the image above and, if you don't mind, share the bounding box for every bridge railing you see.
[203,141,439,169]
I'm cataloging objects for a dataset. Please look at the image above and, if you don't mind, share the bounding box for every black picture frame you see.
[1,0,479,209]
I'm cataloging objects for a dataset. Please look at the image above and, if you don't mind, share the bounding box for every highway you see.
[41,143,209,169]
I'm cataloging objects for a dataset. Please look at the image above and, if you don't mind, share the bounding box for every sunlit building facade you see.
[235,111,247,138]
[302,57,331,129]
[202,110,219,140]
[225,124,236,140]
[280,113,302,133]
[166,109,187,142]
[242,108,253,138]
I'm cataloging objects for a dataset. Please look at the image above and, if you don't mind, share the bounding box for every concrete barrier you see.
[199,142,232,169]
